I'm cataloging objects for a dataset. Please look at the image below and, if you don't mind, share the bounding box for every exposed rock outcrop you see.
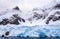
[13,6,20,10]
[0,14,25,25]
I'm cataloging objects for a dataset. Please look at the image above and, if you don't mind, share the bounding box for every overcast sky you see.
[0,0,59,11]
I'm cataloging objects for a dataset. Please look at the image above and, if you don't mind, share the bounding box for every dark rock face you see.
[2,35,4,37]
[58,16,60,19]
[0,18,19,25]
[2,18,9,25]
[1,31,9,38]
[5,31,9,36]
[54,4,60,9]
[30,13,44,20]
[21,18,25,22]
[0,14,25,25]
[0,18,9,25]
[46,15,60,24]
[46,21,49,24]
[9,19,19,25]
[13,14,21,21]
[55,11,60,15]
[13,6,19,10]
[33,13,43,19]
[52,16,58,21]
[46,15,54,24]
[13,14,25,22]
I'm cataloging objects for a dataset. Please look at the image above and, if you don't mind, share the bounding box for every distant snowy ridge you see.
[0,4,60,26]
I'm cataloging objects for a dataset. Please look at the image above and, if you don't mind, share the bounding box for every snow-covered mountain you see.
[1,4,60,25]
[0,0,60,38]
